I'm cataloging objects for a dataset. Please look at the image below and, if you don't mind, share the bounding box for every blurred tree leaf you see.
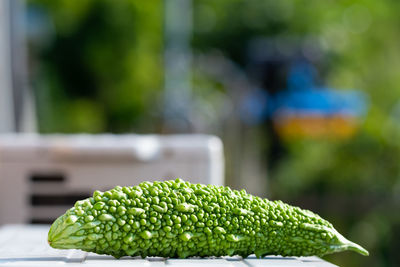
[29,0,163,133]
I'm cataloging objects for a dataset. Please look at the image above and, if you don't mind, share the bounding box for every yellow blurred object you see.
[274,115,360,140]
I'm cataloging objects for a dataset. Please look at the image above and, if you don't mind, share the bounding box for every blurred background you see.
[0,0,399,266]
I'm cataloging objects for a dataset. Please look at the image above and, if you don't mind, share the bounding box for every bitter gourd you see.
[48,179,368,258]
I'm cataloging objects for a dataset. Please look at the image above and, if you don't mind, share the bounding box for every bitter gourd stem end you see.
[346,241,369,256]
[330,230,369,256]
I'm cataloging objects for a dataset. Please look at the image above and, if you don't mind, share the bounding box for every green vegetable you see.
[48,179,368,258]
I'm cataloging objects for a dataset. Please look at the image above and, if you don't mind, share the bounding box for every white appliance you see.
[0,134,224,224]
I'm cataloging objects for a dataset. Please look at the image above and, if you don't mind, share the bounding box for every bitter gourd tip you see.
[327,229,369,256]
[347,242,369,256]
[47,179,369,258]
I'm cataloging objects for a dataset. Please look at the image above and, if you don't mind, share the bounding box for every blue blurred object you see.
[270,88,368,118]
[240,61,368,139]
[270,61,368,118]
[286,61,317,91]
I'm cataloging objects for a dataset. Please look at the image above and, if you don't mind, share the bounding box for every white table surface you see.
[0,225,338,267]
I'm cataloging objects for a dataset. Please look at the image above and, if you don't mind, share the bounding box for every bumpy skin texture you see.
[48,179,368,258]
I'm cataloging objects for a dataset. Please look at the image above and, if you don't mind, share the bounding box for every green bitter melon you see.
[48,179,369,258]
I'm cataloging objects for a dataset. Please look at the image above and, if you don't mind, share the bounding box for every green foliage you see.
[29,0,163,133]
[48,179,367,258]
